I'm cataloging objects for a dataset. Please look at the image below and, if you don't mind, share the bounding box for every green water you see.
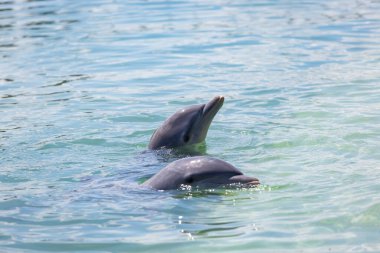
[1,0,380,252]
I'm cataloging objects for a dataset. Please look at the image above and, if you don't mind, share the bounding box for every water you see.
[1,0,380,252]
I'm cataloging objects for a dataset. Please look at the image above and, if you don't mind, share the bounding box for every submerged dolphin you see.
[148,96,224,150]
[143,156,260,190]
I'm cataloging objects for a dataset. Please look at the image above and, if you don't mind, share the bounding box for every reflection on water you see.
[1,0,380,252]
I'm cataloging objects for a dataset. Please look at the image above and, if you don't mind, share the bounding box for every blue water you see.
[1,0,380,252]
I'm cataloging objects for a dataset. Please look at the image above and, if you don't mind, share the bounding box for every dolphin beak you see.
[229,175,260,186]
[202,96,224,119]
[196,96,224,141]
[247,178,260,186]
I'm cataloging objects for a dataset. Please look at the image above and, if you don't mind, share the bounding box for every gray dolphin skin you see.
[148,96,224,150]
[143,156,260,190]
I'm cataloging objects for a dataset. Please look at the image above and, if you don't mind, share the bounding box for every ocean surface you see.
[1,0,380,252]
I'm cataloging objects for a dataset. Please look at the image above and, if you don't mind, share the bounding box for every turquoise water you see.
[1,0,380,252]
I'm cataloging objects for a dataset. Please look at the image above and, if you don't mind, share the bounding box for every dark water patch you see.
[21,34,49,38]
[0,24,12,29]
[1,93,22,98]
[41,75,89,88]
[0,7,11,12]
[25,20,55,27]
[37,10,56,16]
[347,46,369,52]
[38,90,71,96]
[191,226,242,237]
[47,97,71,102]
[0,234,12,241]
[0,1,13,5]
[1,78,13,82]
[61,19,79,24]
[0,199,26,210]
[0,126,22,133]
[0,43,16,48]
[42,80,70,87]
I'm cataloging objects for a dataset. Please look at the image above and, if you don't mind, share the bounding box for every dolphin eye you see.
[183,134,190,143]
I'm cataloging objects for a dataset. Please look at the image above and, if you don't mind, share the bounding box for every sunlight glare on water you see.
[1,0,380,252]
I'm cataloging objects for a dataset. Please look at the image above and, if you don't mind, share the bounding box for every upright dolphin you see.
[148,96,224,150]
[143,156,259,190]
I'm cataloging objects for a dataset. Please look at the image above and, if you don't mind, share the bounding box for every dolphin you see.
[148,96,224,150]
[142,156,260,190]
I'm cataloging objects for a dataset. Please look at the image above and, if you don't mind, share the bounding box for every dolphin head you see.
[142,156,260,190]
[148,96,224,150]
[181,157,260,188]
